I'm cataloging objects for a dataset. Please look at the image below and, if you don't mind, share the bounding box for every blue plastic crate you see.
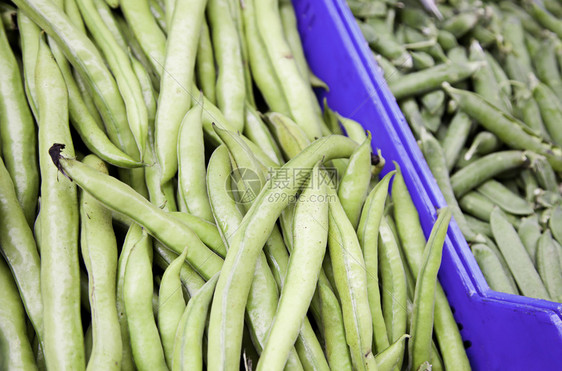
[292,0,562,369]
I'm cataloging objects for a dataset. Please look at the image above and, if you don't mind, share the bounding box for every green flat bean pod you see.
[0,255,37,371]
[158,247,188,367]
[36,38,84,371]
[79,155,122,371]
[154,0,207,183]
[409,207,452,371]
[0,19,38,226]
[172,274,219,371]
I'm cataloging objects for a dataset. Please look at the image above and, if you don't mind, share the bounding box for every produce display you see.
[352,0,562,303]
[0,0,472,370]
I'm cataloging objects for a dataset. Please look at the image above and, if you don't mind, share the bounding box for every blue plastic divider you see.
[292,0,562,369]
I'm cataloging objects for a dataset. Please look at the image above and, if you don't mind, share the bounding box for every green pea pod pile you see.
[0,0,470,370]
[352,0,562,303]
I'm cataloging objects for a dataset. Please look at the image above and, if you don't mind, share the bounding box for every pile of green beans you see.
[352,0,562,302]
[0,0,471,370]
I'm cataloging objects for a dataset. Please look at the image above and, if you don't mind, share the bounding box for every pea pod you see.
[441,111,472,171]
[536,231,562,302]
[420,129,478,241]
[550,206,562,246]
[490,208,550,300]
[451,151,530,198]
[443,83,562,171]
[389,62,481,100]
[464,131,501,161]
[530,76,562,147]
[477,179,534,216]
[471,244,518,295]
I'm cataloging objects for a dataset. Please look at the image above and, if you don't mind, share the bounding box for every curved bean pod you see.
[178,103,213,222]
[207,136,356,370]
[328,194,376,371]
[48,23,142,168]
[477,179,533,216]
[158,246,188,367]
[80,155,122,371]
[17,10,40,118]
[76,0,148,157]
[124,229,168,371]
[172,274,219,371]
[49,147,223,279]
[116,224,145,371]
[338,133,372,229]
[375,334,409,371]
[0,256,37,371]
[0,157,43,345]
[14,0,137,159]
[0,19,38,226]
[318,283,353,371]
